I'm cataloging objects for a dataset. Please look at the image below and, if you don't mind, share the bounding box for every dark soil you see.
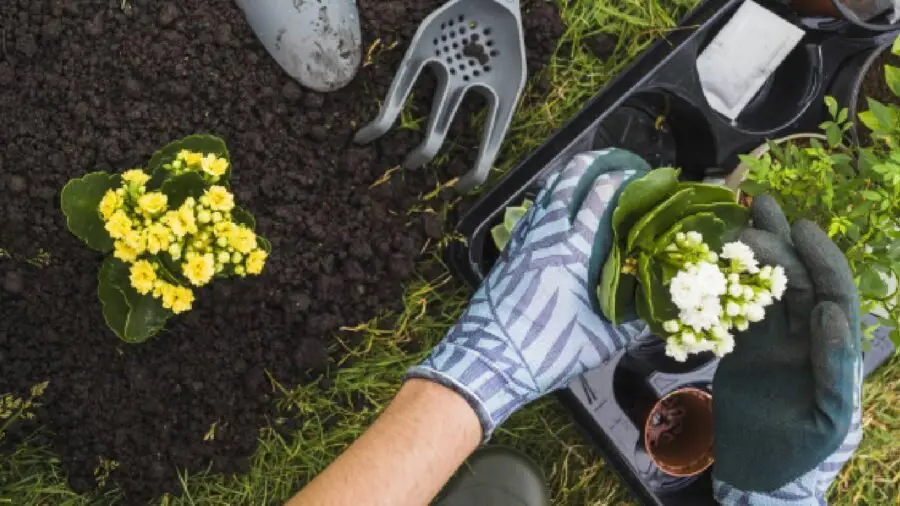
[0,1,563,504]
[856,47,900,138]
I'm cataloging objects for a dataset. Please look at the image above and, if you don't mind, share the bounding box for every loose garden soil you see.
[0,1,563,503]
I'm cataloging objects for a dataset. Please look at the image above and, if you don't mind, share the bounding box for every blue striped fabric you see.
[713,360,863,505]
[408,149,648,440]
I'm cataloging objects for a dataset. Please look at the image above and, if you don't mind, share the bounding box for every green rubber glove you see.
[712,195,862,494]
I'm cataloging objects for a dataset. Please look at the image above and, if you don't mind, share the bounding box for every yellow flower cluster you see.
[167,150,229,181]
[97,165,268,316]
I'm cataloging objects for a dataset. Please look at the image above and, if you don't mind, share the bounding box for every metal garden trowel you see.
[354,0,527,192]
[235,0,363,93]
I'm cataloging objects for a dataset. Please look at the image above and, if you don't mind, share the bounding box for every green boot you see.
[435,447,550,506]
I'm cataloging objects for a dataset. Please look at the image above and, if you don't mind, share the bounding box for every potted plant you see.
[850,35,900,143]
[737,93,900,346]
[60,135,272,343]
[644,387,714,477]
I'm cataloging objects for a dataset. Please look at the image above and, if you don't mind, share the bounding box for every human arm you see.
[286,148,653,505]
[285,379,481,506]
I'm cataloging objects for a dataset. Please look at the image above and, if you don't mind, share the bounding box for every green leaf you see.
[232,206,257,230]
[503,205,529,231]
[258,236,272,253]
[60,172,119,253]
[682,202,749,244]
[824,96,838,118]
[837,107,848,124]
[158,255,188,285]
[738,179,768,196]
[148,134,230,180]
[893,34,900,56]
[98,259,130,339]
[637,252,678,327]
[866,98,894,130]
[491,224,511,252]
[890,328,900,348]
[859,269,890,299]
[610,168,680,242]
[824,122,842,147]
[887,239,900,261]
[626,183,735,253]
[655,213,728,253]
[862,190,883,201]
[886,65,900,98]
[858,110,881,132]
[98,258,171,343]
[161,172,207,208]
[635,285,666,336]
[598,245,622,324]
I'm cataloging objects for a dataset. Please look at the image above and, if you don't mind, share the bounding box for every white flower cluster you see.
[661,232,787,362]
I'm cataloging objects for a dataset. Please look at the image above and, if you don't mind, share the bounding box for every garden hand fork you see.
[354,0,527,192]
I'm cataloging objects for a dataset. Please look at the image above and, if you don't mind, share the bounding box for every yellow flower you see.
[228,226,257,254]
[159,283,178,309]
[205,186,235,212]
[213,221,235,238]
[98,190,122,221]
[164,211,188,238]
[178,204,198,235]
[114,241,139,263]
[246,249,267,275]
[123,230,146,255]
[105,211,132,240]
[178,150,203,168]
[129,260,157,295]
[183,253,215,287]
[170,286,194,314]
[145,223,171,254]
[200,154,228,178]
[138,192,168,216]
[152,280,168,298]
[121,169,150,186]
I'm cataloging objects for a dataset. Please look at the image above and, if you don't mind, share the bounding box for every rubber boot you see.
[435,446,550,506]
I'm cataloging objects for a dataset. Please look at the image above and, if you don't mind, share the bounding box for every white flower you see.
[728,283,744,298]
[728,273,740,284]
[663,320,681,333]
[745,303,765,322]
[686,231,703,245]
[726,301,742,317]
[676,232,686,242]
[743,286,755,300]
[670,270,703,310]
[707,252,719,263]
[722,241,760,273]
[714,333,736,357]
[770,266,788,300]
[691,338,717,353]
[681,331,698,345]
[666,339,688,362]
[710,325,730,340]
[666,243,678,252]
[755,290,773,306]
[695,262,728,297]
[735,318,750,332]
[759,265,773,280]
[680,296,723,332]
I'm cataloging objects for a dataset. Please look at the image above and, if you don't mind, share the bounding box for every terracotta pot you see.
[643,387,714,477]
[725,133,828,203]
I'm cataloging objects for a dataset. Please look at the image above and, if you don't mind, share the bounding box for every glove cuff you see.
[406,341,537,442]
[713,473,821,506]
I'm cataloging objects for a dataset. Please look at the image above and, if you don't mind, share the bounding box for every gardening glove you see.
[712,195,863,505]
[407,148,652,440]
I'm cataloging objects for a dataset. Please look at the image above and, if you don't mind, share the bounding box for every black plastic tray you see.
[445,1,898,504]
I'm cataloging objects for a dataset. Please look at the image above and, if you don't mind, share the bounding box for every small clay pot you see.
[726,133,827,206]
[644,387,714,477]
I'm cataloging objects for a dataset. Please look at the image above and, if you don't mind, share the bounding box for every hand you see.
[712,196,863,504]
[408,149,651,440]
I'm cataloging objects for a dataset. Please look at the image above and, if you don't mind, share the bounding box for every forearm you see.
[286,378,482,506]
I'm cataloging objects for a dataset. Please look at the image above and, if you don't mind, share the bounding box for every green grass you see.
[2,0,899,504]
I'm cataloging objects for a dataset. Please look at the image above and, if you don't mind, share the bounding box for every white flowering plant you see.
[599,168,787,361]
[61,135,271,343]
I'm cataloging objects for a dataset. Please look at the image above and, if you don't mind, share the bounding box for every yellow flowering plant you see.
[60,135,271,343]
